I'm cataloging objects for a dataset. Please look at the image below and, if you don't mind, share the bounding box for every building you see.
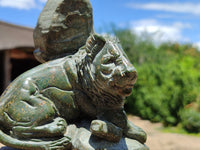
[0,21,40,94]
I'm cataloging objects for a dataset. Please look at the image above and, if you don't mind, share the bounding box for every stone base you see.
[66,120,149,150]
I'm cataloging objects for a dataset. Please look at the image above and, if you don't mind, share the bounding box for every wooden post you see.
[3,51,11,90]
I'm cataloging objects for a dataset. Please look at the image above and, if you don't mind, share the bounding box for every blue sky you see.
[0,0,200,49]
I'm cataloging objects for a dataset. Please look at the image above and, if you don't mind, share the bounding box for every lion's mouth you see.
[122,84,134,95]
[122,87,133,95]
[113,83,134,96]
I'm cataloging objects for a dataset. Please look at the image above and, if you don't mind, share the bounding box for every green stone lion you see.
[0,34,146,150]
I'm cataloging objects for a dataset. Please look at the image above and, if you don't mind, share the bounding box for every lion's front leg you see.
[111,110,147,144]
[124,120,147,144]
[89,108,125,142]
[90,119,123,142]
[94,108,147,144]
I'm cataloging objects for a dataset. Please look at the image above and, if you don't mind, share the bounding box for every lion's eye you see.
[115,57,123,64]
[103,56,115,64]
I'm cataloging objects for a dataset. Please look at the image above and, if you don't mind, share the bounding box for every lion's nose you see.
[122,66,137,79]
[125,70,137,79]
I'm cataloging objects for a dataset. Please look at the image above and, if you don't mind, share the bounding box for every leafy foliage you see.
[180,109,200,133]
[113,29,200,132]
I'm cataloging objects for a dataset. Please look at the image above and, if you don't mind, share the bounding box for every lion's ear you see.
[86,34,106,60]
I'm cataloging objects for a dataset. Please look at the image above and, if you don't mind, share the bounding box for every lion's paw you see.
[47,136,71,150]
[124,121,147,144]
[90,120,122,142]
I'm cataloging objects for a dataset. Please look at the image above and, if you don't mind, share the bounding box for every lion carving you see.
[0,34,146,149]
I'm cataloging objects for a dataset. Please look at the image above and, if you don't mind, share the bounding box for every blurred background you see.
[0,0,200,149]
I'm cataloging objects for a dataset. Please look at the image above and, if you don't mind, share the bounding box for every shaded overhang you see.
[0,21,34,50]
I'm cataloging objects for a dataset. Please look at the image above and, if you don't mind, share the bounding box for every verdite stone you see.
[0,0,148,149]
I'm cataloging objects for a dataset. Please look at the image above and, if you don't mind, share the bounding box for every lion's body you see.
[0,56,78,128]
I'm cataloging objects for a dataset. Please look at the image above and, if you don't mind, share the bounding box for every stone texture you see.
[33,0,94,62]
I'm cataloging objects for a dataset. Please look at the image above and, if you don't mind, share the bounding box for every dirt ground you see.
[0,116,200,150]
[128,115,200,150]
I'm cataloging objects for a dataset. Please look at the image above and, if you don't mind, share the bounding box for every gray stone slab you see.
[65,121,149,150]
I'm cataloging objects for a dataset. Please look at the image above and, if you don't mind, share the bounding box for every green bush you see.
[113,29,200,132]
[180,109,200,133]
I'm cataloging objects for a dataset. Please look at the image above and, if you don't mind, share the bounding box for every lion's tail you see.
[0,129,71,150]
[0,129,48,150]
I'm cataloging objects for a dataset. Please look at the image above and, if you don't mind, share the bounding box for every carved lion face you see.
[86,34,137,98]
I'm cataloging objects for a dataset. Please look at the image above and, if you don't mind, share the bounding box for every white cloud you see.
[0,0,37,9]
[193,42,200,51]
[130,19,191,43]
[0,0,47,10]
[127,2,200,15]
